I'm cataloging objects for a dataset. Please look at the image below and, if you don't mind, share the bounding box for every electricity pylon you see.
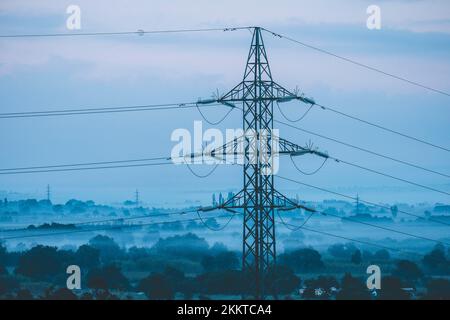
[135,189,139,207]
[47,184,51,202]
[197,27,327,298]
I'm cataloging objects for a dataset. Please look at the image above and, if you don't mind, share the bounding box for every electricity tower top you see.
[197,27,327,299]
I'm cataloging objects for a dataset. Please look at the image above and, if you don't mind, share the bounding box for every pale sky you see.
[0,0,449,206]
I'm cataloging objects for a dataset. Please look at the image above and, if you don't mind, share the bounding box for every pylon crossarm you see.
[271,81,296,100]
[179,136,328,163]
[219,81,246,101]
[220,189,245,208]
[279,137,329,159]
[198,190,246,211]
[271,81,316,105]
[219,82,298,103]
[197,204,241,214]
[273,190,316,212]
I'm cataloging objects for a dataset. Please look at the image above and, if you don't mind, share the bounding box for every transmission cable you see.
[289,155,328,175]
[184,159,220,178]
[0,212,241,241]
[0,26,253,38]
[195,103,235,125]
[0,156,169,172]
[277,209,315,232]
[276,175,450,227]
[0,161,173,175]
[314,102,450,153]
[262,27,450,98]
[276,101,314,122]
[0,102,223,119]
[276,119,450,179]
[327,156,450,197]
[195,209,238,231]
[279,220,447,262]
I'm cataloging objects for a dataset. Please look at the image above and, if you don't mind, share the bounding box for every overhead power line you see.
[0,211,239,241]
[0,26,252,38]
[0,161,172,175]
[2,205,416,260]
[0,102,225,119]
[276,119,450,179]
[277,213,424,258]
[327,156,450,196]
[280,220,446,262]
[276,175,450,227]
[275,195,448,247]
[1,200,443,262]
[314,208,449,246]
[2,143,448,197]
[313,103,450,153]
[262,27,450,98]
[0,156,169,172]
[1,207,202,232]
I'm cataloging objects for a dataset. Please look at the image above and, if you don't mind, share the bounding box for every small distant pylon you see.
[47,184,51,202]
[135,189,139,207]
[355,193,360,215]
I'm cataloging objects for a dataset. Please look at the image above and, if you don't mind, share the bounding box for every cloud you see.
[1,0,450,33]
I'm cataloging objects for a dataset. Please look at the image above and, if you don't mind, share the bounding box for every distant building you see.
[433,205,450,214]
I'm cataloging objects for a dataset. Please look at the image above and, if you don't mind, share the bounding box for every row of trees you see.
[1,233,449,299]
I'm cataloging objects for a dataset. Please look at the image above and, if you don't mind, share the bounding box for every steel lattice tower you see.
[197,27,327,298]
[241,28,276,297]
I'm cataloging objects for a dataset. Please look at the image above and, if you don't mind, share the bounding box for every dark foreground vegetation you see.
[1,232,449,300]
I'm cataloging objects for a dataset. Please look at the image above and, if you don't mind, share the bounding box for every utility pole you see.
[356,193,360,215]
[47,184,51,202]
[135,189,139,207]
[196,27,328,298]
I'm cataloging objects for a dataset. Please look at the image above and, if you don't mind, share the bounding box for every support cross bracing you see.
[196,27,327,299]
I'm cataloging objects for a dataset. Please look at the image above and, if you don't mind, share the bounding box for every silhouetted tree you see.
[161,265,188,294]
[362,250,373,262]
[336,273,371,300]
[279,248,324,272]
[152,233,209,261]
[373,249,390,261]
[424,278,450,300]
[88,235,123,262]
[390,205,398,219]
[75,244,100,269]
[328,243,357,259]
[423,245,449,275]
[138,273,174,299]
[351,250,362,265]
[0,264,6,275]
[196,270,250,295]
[378,276,410,300]
[0,275,19,296]
[15,245,69,280]
[201,251,239,272]
[0,244,7,266]
[87,265,129,291]
[393,260,423,283]
[266,265,300,295]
